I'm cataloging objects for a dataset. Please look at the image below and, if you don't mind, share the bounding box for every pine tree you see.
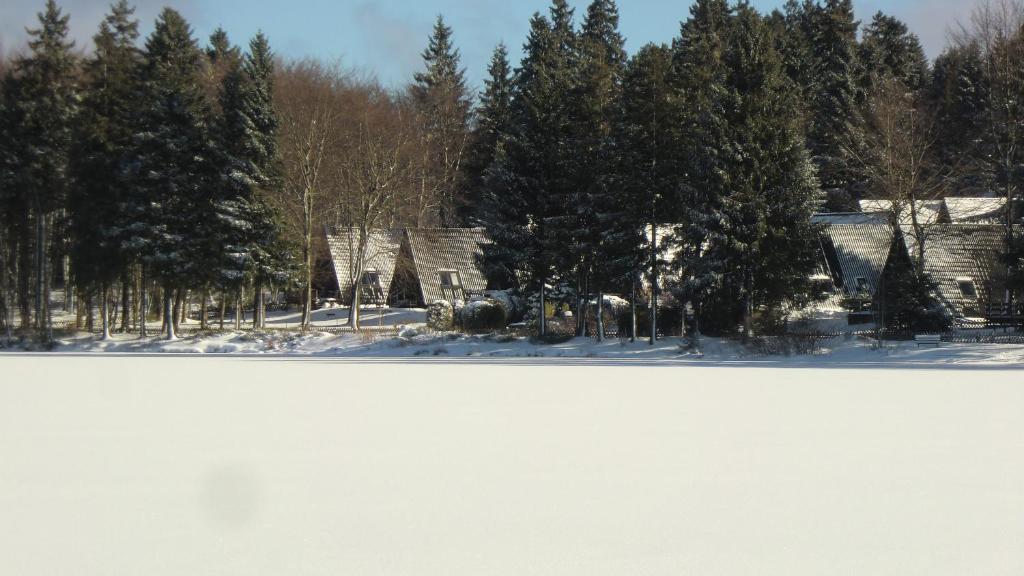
[126,8,217,339]
[565,0,626,337]
[482,6,576,295]
[604,43,676,337]
[670,0,736,335]
[460,43,512,227]
[411,15,472,227]
[806,0,865,211]
[69,0,142,339]
[928,42,988,193]
[214,32,288,329]
[3,0,78,339]
[859,12,929,93]
[719,4,821,337]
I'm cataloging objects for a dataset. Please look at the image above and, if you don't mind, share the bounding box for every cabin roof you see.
[405,228,490,304]
[819,223,894,297]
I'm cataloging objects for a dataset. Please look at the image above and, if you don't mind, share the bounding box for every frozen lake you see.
[1,356,1022,575]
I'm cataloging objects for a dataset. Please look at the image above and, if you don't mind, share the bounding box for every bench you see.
[914,334,942,347]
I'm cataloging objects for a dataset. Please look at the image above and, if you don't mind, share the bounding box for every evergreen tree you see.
[859,12,929,93]
[565,0,626,335]
[125,8,217,339]
[670,0,736,334]
[2,0,78,339]
[69,0,142,339]
[928,42,989,193]
[482,5,576,294]
[722,5,821,337]
[214,32,288,329]
[604,43,676,330]
[411,15,472,226]
[806,0,864,211]
[460,43,512,227]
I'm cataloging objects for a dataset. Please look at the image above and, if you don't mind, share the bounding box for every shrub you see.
[427,300,455,332]
[460,299,508,334]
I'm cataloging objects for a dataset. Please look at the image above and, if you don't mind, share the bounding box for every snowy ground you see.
[1,356,1022,575]
[3,328,1022,366]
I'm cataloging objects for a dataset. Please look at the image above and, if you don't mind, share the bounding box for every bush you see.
[460,299,508,334]
[486,290,527,323]
[426,300,455,332]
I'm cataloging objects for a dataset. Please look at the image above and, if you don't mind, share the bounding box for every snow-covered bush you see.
[398,325,419,340]
[427,300,455,332]
[460,299,508,334]
[485,290,527,323]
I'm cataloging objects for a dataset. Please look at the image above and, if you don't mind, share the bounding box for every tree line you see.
[1,0,1023,342]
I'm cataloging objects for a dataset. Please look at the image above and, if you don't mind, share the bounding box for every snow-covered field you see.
[4,328,1023,366]
[1,356,1023,575]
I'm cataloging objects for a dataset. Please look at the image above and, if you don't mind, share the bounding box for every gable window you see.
[957,278,978,300]
[360,270,384,303]
[438,270,464,301]
[855,277,871,293]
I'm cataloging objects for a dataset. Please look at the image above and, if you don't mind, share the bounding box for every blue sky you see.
[1,0,976,91]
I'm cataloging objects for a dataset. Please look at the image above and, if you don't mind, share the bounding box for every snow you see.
[3,329,1022,366]
[1,356,1023,575]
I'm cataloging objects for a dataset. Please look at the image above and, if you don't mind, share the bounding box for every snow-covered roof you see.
[811,212,887,226]
[325,227,403,302]
[405,228,490,304]
[943,197,1006,224]
[819,224,894,297]
[899,224,1010,317]
[859,199,945,226]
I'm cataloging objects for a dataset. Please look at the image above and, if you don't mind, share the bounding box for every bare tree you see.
[333,96,417,330]
[858,76,951,270]
[275,60,343,330]
[955,0,1024,303]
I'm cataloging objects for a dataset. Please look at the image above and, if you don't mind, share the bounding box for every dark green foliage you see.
[876,258,951,333]
[928,42,989,193]
[460,299,509,334]
[859,12,929,92]
[481,5,577,290]
[412,15,472,227]
[69,0,141,295]
[805,0,866,209]
[124,8,218,289]
[2,0,79,332]
[461,43,512,228]
[604,43,675,287]
[670,0,736,314]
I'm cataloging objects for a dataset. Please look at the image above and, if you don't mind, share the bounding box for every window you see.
[439,270,462,288]
[855,277,871,293]
[957,278,978,299]
[438,270,463,301]
[360,270,384,303]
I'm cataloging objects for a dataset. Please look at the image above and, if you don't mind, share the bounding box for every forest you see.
[1,0,1023,342]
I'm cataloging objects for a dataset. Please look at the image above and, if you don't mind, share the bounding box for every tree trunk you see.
[630,274,637,343]
[350,284,362,331]
[139,269,148,338]
[34,208,45,331]
[85,290,94,333]
[596,291,604,342]
[101,281,111,340]
[172,289,183,335]
[219,291,226,330]
[120,278,130,333]
[200,288,209,330]
[539,282,546,337]
[255,281,265,329]
[164,289,176,340]
[234,290,242,331]
[650,223,658,345]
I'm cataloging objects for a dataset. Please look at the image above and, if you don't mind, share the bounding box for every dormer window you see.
[957,278,978,299]
[439,270,464,302]
[855,277,871,292]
